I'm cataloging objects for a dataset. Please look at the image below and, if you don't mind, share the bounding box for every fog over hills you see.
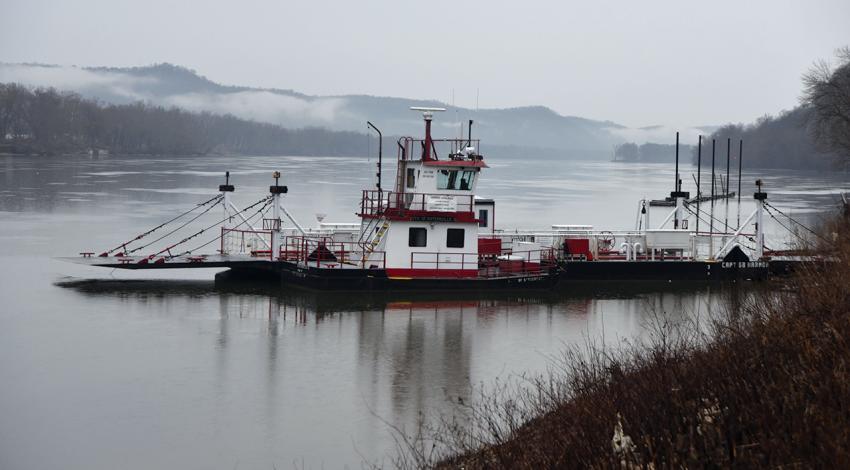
[0,62,707,157]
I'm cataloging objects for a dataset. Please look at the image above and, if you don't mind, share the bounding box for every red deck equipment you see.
[564,238,593,261]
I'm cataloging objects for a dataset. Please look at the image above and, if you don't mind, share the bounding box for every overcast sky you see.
[2,0,849,128]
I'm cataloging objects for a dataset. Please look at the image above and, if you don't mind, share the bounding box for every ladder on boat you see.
[359,217,389,265]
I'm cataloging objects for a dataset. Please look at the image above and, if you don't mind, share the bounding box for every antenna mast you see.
[410,107,446,161]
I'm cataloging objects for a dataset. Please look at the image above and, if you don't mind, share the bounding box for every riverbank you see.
[406,217,850,468]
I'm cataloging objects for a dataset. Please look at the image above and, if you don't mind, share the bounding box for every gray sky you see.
[2,0,849,128]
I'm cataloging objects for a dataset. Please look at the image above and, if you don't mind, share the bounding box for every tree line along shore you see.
[3,47,849,169]
[613,107,839,171]
[0,84,366,157]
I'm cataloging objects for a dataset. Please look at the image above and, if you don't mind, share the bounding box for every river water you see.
[0,154,847,469]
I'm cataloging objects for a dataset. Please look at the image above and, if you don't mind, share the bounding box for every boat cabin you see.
[358,108,488,277]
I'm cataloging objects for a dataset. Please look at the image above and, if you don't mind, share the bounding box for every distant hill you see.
[13,61,829,168]
[0,62,636,157]
[697,107,840,170]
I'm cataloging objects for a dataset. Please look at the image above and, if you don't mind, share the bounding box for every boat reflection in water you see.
[55,278,738,465]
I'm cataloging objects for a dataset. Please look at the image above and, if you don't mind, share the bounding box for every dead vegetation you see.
[394,217,850,468]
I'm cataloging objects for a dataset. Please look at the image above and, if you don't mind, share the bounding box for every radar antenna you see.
[409,107,446,161]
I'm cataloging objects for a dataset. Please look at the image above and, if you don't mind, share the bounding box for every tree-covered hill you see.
[701,107,837,170]
[0,63,623,155]
[0,84,366,156]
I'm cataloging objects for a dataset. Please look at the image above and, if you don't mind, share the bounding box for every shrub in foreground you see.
[394,218,850,468]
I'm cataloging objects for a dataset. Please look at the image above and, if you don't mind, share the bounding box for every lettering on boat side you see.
[721,261,768,269]
[425,195,458,212]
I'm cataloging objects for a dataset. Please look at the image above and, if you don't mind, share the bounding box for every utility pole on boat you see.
[709,139,716,257]
[725,138,731,239]
[671,132,689,230]
[367,121,382,195]
[737,140,743,230]
[696,136,702,236]
[674,132,680,195]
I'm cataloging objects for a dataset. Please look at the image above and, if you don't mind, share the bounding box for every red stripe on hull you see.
[385,268,478,278]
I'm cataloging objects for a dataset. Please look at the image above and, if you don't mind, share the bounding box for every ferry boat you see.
[65,108,811,290]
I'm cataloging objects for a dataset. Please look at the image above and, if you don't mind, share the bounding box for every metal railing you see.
[280,236,386,269]
[360,190,474,216]
[480,229,764,262]
[221,228,273,258]
[397,137,482,161]
[410,248,558,278]
[410,252,479,271]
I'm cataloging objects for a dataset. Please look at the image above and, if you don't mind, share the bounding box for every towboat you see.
[64,108,813,290]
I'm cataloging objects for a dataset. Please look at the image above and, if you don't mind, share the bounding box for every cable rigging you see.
[176,197,276,257]
[99,194,223,256]
[142,196,273,260]
[126,196,224,254]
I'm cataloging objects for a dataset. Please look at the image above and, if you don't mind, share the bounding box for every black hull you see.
[560,260,777,281]
[212,258,806,291]
[219,261,560,291]
[214,258,805,291]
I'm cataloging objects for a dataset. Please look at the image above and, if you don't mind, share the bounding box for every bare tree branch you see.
[803,47,850,160]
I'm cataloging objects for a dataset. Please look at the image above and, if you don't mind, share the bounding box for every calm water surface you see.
[1,154,847,469]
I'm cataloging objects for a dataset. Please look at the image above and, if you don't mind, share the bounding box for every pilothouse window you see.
[437,169,475,190]
[459,171,475,190]
[437,169,456,189]
[406,168,416,189]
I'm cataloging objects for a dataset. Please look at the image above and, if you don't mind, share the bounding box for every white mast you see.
[219,171,234,229]
[754,179,767,260]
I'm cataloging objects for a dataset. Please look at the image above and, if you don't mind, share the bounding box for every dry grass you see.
[393,217,850,468]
